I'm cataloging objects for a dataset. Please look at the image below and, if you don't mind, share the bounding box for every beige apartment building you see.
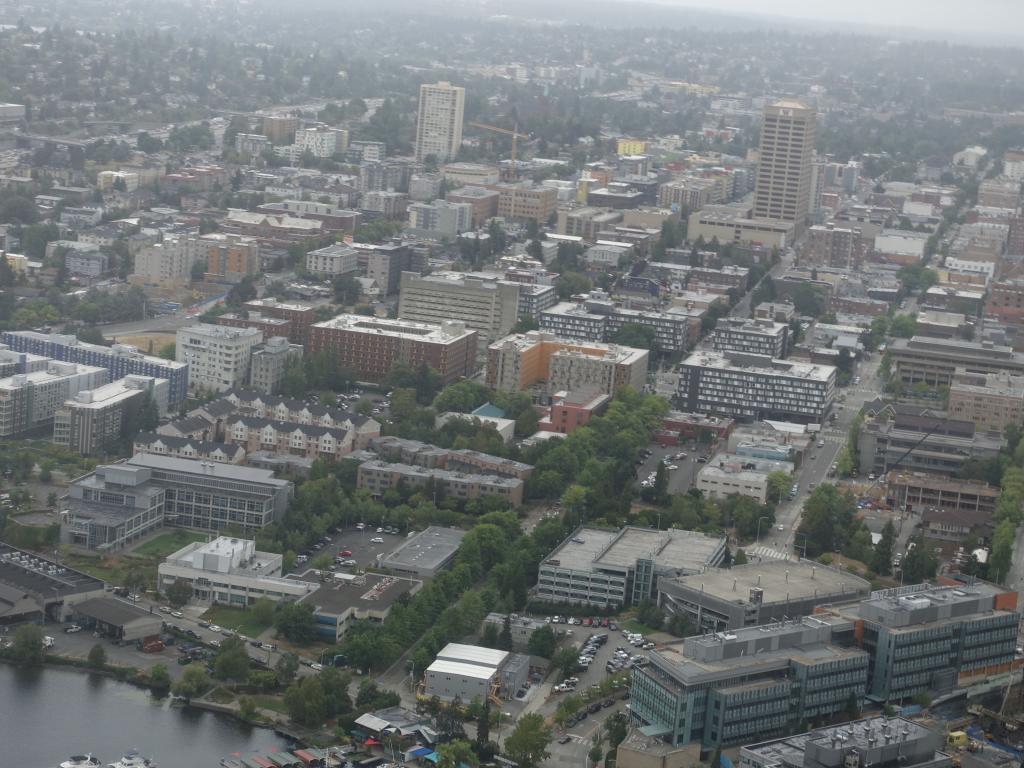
[415,81,465,163]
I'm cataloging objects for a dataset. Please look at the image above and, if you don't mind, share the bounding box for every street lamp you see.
[794,533,809,559]
[755,516,771,543]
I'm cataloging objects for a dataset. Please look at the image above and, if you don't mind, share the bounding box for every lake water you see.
[0,664,291,768]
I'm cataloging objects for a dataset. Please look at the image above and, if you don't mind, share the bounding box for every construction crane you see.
[469,121,530,178]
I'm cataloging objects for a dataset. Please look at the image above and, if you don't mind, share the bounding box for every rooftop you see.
[126,453,291,488]
[545,526,726,575]
[682,350,836,382]
[178,323,262,341]
[666,560,871,606]
[436,642,510,669]
[380,526,466,572]
[290,570,418,616]
[0,362,107,390]
[0,542,105,598]
[312,314,475,343]
[72,596,156,626]
[65,376,166,409]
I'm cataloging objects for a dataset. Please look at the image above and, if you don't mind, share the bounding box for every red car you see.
[339,549,352,556]
[582,618,592,626]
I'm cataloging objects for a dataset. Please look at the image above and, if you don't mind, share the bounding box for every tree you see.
[733,548,748,566]
[238,696,258,722]
[666,611,692,638]
[766,471,792,505]
[846,691,861,720]
[526,625,556,659]
[87,643,107,670]
[157,342,176,361]
[989,519,1015,583]
[275,602,317,644]
[901,542,938,584]
[871,520,896,576]
[437,739,477,768]
[477,697,491,747]
[283,676,327,726]
[498,614,514,651]
[171,665,209,702]
[790,284,825,317]
[165,579,192,609]
[651,462,669,505]
[252,596,276,627]
[504,713,552,768]
[480,622,500,648]
[275,652,300,685]
[551,647,579,680]
[149,663,171,693]
[610,323,656,350]
[10,624,44,665]
[889,314,917,338]
[635,600,664,631]
[214,636,251,682]
[588,740,603,767]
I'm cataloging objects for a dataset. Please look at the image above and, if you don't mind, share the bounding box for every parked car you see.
[370,537,384,544]
[64,624,82,633]
[171,611,183,619]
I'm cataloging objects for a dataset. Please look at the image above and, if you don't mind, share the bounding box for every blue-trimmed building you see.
[2,331,189,408]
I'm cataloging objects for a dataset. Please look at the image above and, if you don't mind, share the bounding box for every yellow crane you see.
[469,121,530,176]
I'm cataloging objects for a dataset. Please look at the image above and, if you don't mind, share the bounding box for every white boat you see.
[59,757,101,768]
[108,752,156,768]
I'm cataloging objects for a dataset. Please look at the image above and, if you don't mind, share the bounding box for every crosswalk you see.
[744,545,789,561]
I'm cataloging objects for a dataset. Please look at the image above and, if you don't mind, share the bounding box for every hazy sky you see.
[668,0,1024,40]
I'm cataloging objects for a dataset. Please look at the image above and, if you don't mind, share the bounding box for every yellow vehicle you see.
[947,731,969,749]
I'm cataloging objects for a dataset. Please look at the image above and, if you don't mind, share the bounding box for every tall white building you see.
[295,125,348,158]
[753,100,817,235]
[415,82,465,163]
[0,361,108,437]
[407,200,473,239]
[176,324,263,394]
[306,243,358,277]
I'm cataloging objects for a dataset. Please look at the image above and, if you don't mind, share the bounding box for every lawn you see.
[132,530,208,558]
[207,687,236,705]
[63,553,157,587]
[621,619,663,637]
[250,695,289,715]
[199,605,273,637]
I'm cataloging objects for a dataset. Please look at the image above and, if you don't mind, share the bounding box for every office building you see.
[306,243,358,277]
[0,362,108,437]
[885,472,997,543]
[415,81,465,163]
[63,462,167,551]
[739,717,952,768]
[350,241,417,295]
[53,375,169,456]
[946,368,1024,432]
[407,199,473,239]
[753,100,817,234]
[442,162,501,187]
[836,583,1018,702]
[712,318,790,358]
[492,183,558,226]
[446,186,500,227]
[158,537,315,606]
[658,560,871,632]
[176,324,263,394]
[857,408,1003,477]
[398,271,535,358]
[357,459,524,506]
[379,526,466,579]
[678,351,836,423]
[248,337,303,395]
[294,124,348,157]
[243,298,316,346]
[629,617,868,750]
[485,331,648,396]
[289,570,421,642]
[2,331,189,408]
[695,454,795,504]
[557,207,624,241]
[687,208,795,249]
[68,453,292,540]
[409,172,444,201]
[308,314,477,384]
[536,526,727,609]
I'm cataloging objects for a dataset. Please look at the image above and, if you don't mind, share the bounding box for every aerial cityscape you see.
[1,1,1024,767]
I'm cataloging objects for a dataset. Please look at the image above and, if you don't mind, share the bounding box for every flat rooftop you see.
[436,642,509,669]
[0,542,105,598]
[666,560,871,605]
[126,453,291,488]
[178,323,262,340]
[546,526,726,575]
[380,526,466,572]
[682,350,836,382]
[291,570,418,616]
[312,314,475,342]
[67,376,167,409]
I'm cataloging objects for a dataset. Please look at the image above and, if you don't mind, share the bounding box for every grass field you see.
[199,605,273,638]
[132,530,208,558]
[250,695,288,715]
[621,619,663,637]
[63,553,155,586]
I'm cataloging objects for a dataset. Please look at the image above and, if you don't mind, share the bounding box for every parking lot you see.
[636,443,704,496]
[298,524,409,572]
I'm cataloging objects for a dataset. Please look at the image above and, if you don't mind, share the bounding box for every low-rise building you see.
[133,433,246,464]
[678,351,836,423]
[159,537,316,606]
[481,612,550,651]
[225,415,357,462]
[0,542,106,624]
[537,526,728,609]
[378,526,466,579]
[885,471,998,542]
[537,390,611,435]
[888,336,1024,387]
[290,570,422,642]
[687,209,794,249]
[424,642,528,702]
[357,459,524,506]
[306,243,359,277]
[658,560,871,632]
[695,454,794,504]
[539,298,702,355]
[243,298,316,345]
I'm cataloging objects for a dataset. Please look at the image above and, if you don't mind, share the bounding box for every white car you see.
[777,524,784,531]
[208,624,222,634]
[666,464,678,470]
[370,537,384,544]
[310,662,323,671]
